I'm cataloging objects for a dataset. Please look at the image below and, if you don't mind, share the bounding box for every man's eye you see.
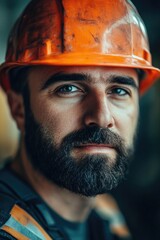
[110,88,129,96]
[56,85,81,94]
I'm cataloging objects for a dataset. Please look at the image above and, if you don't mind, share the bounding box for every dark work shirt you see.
[48,207,88,240]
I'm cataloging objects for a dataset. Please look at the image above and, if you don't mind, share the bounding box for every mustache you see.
[60,126,127,155]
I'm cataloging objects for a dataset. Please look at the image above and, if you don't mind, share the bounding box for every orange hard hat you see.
[0,0,159,94]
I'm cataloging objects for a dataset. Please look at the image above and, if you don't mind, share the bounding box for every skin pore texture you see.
[10,66,139,222]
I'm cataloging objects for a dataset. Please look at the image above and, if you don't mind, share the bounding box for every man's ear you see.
[7,90,25,133]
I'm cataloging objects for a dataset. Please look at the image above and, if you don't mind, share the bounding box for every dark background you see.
[0,1,160,240]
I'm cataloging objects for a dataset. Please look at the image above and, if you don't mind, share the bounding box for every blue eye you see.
[56,84,82,95]
[111,88,129,96]
[59,85,78,92]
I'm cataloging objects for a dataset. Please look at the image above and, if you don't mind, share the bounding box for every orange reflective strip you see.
[2,225,29,240]
[2,204,52,240]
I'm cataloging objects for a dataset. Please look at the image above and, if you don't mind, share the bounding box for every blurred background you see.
[0,1,160,239]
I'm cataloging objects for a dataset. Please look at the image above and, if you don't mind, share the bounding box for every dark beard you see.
[24,90,134,197]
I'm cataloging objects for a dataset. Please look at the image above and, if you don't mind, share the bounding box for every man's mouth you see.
[73,144,115,154]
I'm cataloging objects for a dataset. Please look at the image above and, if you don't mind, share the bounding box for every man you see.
[0,0,159,239]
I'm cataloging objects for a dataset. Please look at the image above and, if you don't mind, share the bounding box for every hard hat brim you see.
[0,53,159,95]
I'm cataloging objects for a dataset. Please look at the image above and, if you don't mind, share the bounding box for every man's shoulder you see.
[0,167,22,209]
[0,177,17,239]
[0,166,38,202]
[0,167,53,240]
[0,230,16,240]
[0,167,18,195]
[0,167,24,239]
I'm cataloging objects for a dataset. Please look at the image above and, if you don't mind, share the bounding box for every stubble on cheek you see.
[40,115,74,148]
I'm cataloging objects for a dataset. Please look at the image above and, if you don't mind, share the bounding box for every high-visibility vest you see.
[0,168,112,240]
[0,168,66,239]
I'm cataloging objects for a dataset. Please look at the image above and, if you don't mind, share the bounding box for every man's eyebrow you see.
[41,72,138,90]
[41,72,88,90]
[108,75,138,89]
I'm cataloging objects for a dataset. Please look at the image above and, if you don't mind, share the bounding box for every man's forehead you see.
[28,65,138,85]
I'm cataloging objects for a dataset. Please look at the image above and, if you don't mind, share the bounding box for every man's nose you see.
[83,91,115,128]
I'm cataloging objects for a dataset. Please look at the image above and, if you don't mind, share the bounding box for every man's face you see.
[23,66,139,196]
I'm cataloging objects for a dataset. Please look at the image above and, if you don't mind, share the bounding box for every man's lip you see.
[72,144,116,156]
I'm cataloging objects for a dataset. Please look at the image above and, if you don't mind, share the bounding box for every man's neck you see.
[11,144,95,222]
